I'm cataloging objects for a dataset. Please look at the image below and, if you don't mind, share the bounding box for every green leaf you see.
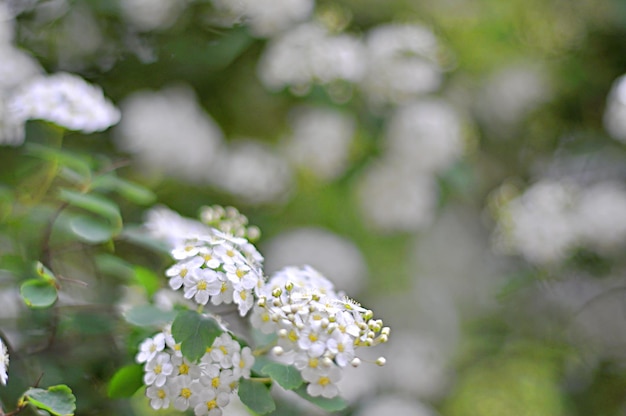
[294,385,348,412]
[24,143,92,181]
[35,261,56,284]
[57,189,122,232]
[24,384,76,416]
[132,266,160,297]
[94,254,134,279]
[171,310,222,362]
[124,305,177,327]
[20,279,57,308]
[91,175,156,205]
[68,214,115,243]
[260,363,303,390]
[238,379,276,415]
[107,364,144,398]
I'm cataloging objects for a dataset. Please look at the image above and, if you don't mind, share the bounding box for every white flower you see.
[302,365,341,398]
[209,333,241,369]
[166,257,205,290]
[193,386,231,416]
[136,333,166,364]
[171,375,200,411]
[8,72,120,133]
[146,384,172,410]
[231,347,255,379]
[144,353,174,387]
[0,338,8,385]
[604,73,626,142]
[119,0,189,31]
[183,268,222,305]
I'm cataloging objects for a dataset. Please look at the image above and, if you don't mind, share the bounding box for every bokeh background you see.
[2,0,626,414]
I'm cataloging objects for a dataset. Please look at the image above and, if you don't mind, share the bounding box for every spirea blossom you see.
[7,72,120,134]
[604,73,626,143]
[250,265,389,398]
[166,228,264,316]
[0,337,8,385]
[137,328,254,414]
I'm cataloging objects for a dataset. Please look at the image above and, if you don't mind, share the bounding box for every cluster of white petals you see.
[136,328,254,415]
[8,72,120,134]
[604,73,626,142]
[251,265,388,398]
[166,229,264,316]
[494,180,626,264]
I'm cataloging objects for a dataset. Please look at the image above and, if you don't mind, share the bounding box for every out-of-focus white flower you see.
[115,85,224,183]
[258,23,366,93]
[0,98,25,146]
[604,74,626,142]
[0,46,41,92]
[476,64,550,136]
[362,24,442,105]
[211,140,292,205]
[493,180,580,264]
[356,161,438,233]
[8,72,120,134]
[119,0,190,31]
[355,395,438,416]
[283,107,355,181]
[385,99,464,174]
[263,227,367,294]
[576,181,626,251]
[0,337,8,385]
[210,0,314,37]
[0,3,16,44]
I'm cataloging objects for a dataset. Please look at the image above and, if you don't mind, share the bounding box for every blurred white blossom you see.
[355,395,438,416]
[210,0,314,37]
[119,0,190,31]
[144,205,212,248]
[0,46,41,92]
[258,23,366,93]
[0,337,8,385]
[211,140,292,205]
[115,85,223,183]
[604,74,626,142]
[8,72,120,138]
[263,227,367,294]
[476,64,551,136]
[576,181,626,252]
[283,106,355,181]
[362,24,442,105]
[356,161,438,233]
[385,99,464,174]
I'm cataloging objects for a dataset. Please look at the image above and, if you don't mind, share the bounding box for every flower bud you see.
[375,357,386,366]
[272,288,282,298]
[350,358,361,367]
[272,346,284,356]
[285,282,294,292]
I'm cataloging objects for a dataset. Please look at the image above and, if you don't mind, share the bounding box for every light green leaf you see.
[91,175,156,205]
[107,364,143,398]
[35,261,56,284]
[124,305,177,327]
[171,310,222,362]
[260,363,303,390]
[238,379,276,415]
[132,266,160,297]
[24,143,92,181]
[24,384,76,416]
[57,189,122,232]
[68,214,115,243]
[294,385,348,412]
[94,254,134,279]
[20,279,57,308]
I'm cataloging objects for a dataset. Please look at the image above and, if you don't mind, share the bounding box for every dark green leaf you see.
[24,384,76,416]
[260,363,303,390]
[124,305,177,327]
[20,279,57,308]
[171,310,222,362]
[107,364,144,398]
[238,379,276,415]
[68,214,115,243]
[294,385,348,412]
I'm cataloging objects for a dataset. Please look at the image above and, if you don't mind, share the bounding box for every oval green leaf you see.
[69,215,115,243]
[107,364,144,398]
[24,384,76,416]
[20,279,57,308]
[261,363,303,390]
[294,385,348,412]
[171,310,223,362]
[238,379,276,415]
[124,305,177,327]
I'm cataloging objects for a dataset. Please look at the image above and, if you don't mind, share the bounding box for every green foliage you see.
[259,363,303,390]
[124,305,178,327]
[24,385,77,416]
[171,310,223,362]
[238,379,276,415]
[107,364,144,399]
[20,262,58,308]
[293,385,348,412]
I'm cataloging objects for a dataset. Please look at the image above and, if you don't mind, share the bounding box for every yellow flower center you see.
[154,364,162,375]
[239,358,246,369]
[204,253,213,262]
[309,357,319,368]
[221,282,228,293]
[212,377,220,388]
[308,333,318,342]
[288,330,298,342]
[318,376,331,386]
[179,363,189,375]
[338,343,345,353]
[206,399,217,410]
[157,389,166,399]
[236,268,246,279]
[240,291,247,300]
[197,280,207,291]
[181,388,192,399]
[226,249,235,258]
[180,268,188,278]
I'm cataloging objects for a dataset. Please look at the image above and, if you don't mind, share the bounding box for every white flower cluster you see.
[166,230,264,316]
[0,337,8,386]
[604,73,626,143]
[493,179,626,264]
[8,72,120,134]
[136,329,254,415]
[251,265,389,398]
